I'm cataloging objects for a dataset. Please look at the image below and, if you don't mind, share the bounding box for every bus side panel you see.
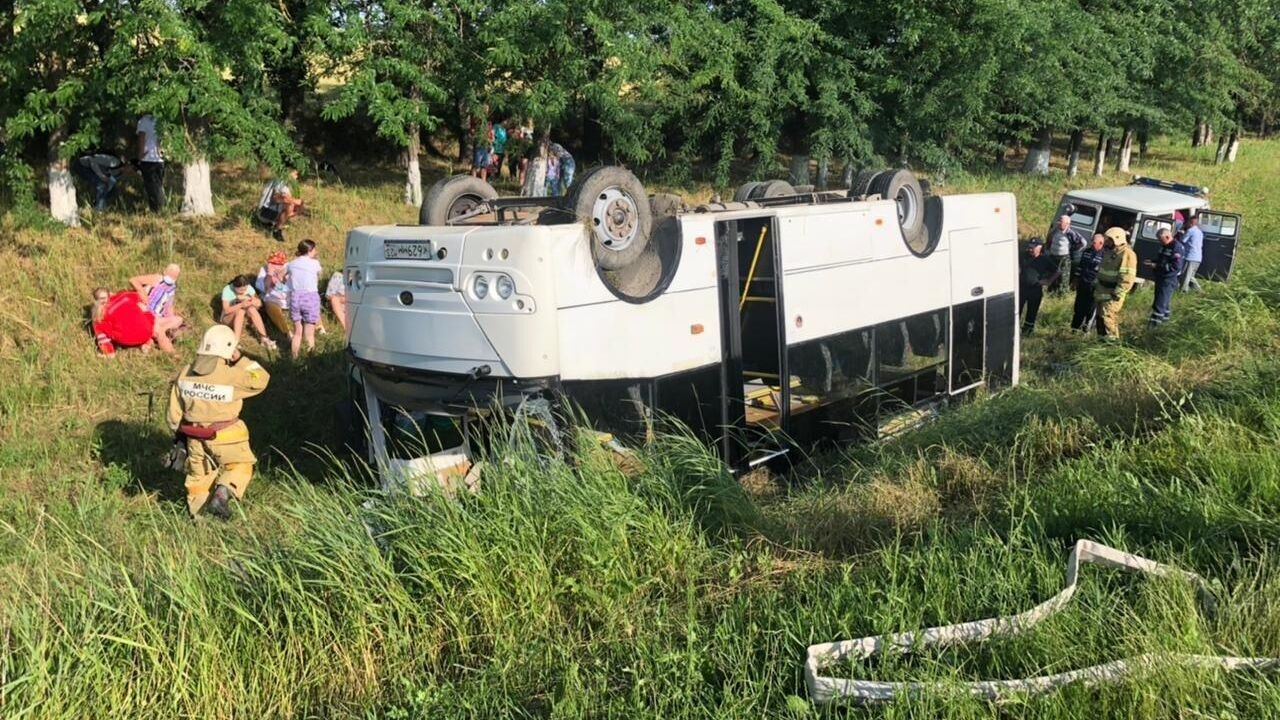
[556,288,722,381]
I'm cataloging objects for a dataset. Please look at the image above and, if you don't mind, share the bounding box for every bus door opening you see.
[714,216,790,469]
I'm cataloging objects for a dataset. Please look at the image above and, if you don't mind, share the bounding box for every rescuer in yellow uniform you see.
[1092,226,1138,340]
[167,325,270,518]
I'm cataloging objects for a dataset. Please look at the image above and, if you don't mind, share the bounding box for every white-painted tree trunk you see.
[1116,129,1133,173]
[522,137,549,197]
[48,161,79,227]
[404,127,422,207]
[1022,128,1052,174]
[816,157,829,190]
[841,162,855,188]
[789,155,810,185]
[1092,132,1107,177]
[180,156,215,216]
[1214,135,1228,164]
[1226,132,1240,162]
[1066,130,1083,177]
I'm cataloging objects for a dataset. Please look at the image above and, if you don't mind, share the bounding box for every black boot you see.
[272,227,285,242]
[205,484,232,519]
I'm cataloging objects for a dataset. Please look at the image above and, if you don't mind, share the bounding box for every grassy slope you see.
[1,140,1279,718]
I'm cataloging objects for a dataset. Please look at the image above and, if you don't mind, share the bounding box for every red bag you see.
[100,291,155,347]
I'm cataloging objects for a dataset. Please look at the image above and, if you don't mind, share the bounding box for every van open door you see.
[1195,210,1242,281]
[1133,216,1175,282]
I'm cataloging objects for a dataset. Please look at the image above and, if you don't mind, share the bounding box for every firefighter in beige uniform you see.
[167,325,270,517]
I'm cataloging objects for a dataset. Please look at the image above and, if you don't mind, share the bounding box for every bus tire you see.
[569,165,652,270]
[850,169,881,198]
[752,180,796,199]
[869,169,926,251]
[421,175,498,225]
[733,182,763,202]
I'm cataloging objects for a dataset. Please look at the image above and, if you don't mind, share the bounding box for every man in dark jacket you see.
[1070,233,1106,331]
[74,152,126,210]
[1148,227,1186,327]
[1019,237,1061,336]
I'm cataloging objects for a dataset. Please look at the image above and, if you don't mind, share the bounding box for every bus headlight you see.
[472,274,490,299]
[495,275,514,299]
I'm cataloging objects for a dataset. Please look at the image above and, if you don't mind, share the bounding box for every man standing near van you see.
[1180,214,1204,292]
[1093,227,1138,339]
[1149,227,1185,327]
[1070,232,1106,331]
[1019,238,1060,336]
[136,114,165,212]
[1048,214,1085,294]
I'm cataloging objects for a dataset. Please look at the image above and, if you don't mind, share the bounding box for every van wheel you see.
[751,180,796,199]
[421,175,498,225]
[869,169,926,252]
[568,166,652,270]
[733,182,763,202]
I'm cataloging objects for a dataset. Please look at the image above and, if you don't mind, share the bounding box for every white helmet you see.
[197,325,237,360]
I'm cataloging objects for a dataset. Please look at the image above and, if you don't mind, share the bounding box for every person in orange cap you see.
[255,250,292,337]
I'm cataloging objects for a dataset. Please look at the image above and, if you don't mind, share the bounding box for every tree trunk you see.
[1138,130,1149,162]
[47,127,79,226]
[1204,124,1213,147]
[1214,134,1228,164]
[1192,118,1205,147]
[789,155,810,186]
[1116,128,1134,173]
[1226,129,1240,162]
[816,157,829,190]
[1092,131,1107,177]
[404,124,422,207]
[1066,129,1083,177]
[994,145,1007,167]
[1022,127,1052,175]
[180,156,215,216]
[521,136,549,197]
[840,161,855,189]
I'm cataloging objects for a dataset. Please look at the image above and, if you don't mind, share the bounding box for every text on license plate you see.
[384,240,434,260]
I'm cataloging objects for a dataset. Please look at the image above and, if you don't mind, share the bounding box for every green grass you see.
[3,138,1280,717]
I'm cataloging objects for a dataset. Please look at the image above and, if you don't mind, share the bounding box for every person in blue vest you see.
[1070,232,1106,331]
[1148,227,1185,327]
[1179,213,1204,292]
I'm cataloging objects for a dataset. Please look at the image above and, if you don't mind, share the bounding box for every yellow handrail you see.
[739,225,769,312]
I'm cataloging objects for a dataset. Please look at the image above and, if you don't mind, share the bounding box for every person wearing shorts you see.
[325,270,348,335]
[286,239,323,356]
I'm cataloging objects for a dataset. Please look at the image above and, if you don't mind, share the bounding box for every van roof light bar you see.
[1131,176,1209,198]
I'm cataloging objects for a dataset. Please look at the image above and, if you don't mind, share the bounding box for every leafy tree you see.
[1,0,107,224]
[322,0,447,206]
[103,0,298,216]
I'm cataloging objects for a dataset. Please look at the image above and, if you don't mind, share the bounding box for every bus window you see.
[877,309,948,406]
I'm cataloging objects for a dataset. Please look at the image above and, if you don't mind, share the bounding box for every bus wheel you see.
[569,166,653,270]
[733,181,763,202]
[751,179,796,199]
[869,169,926,251]
[421,175,498,225]
[850,169,881,198]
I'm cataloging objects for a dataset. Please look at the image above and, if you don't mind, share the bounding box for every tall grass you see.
[3,139,1280,717]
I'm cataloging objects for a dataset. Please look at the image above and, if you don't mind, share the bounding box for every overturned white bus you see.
[340,166,1020,488]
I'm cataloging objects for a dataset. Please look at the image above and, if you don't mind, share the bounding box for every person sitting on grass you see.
[90,287,155,357]
[257,168,305,242]
[325,269,348,336]
[286,239,323,356]
[255,251,292,337]
[129,263,184,355]
[220,274,278,350]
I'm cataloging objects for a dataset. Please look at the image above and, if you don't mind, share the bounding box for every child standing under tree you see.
[286,239,323,356]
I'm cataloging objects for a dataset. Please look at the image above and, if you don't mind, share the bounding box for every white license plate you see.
[384,240,434,260]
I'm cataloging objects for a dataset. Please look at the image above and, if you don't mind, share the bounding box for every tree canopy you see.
[3,0,1280,218]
